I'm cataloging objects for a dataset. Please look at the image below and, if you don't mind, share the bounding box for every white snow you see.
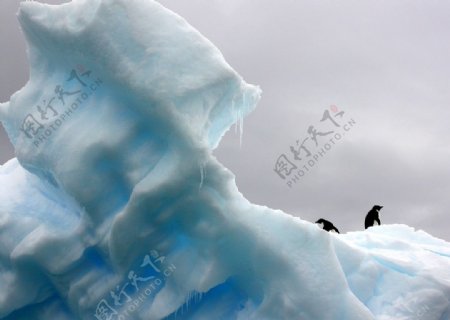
[0,0,449,319]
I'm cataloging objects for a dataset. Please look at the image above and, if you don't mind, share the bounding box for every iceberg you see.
[0,0,449,319]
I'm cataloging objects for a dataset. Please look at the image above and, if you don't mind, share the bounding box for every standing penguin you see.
[315,218,340,233]
[365,205,383,229]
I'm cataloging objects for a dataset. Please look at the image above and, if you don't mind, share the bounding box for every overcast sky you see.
[1,0,449,241]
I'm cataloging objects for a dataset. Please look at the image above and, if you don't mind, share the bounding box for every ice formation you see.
[0,0,449,319]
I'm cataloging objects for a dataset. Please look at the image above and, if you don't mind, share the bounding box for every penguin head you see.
[315,219,325,228]
[373,205,383,211]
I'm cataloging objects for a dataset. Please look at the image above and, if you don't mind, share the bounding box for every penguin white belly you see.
[373,220,380,226]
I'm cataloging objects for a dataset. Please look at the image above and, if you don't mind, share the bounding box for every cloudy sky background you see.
[1,0,449,241]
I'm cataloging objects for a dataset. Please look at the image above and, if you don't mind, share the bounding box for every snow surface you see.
[0,0,449,319]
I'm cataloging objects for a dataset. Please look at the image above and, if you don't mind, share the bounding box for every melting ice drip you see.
[0,1,450,319]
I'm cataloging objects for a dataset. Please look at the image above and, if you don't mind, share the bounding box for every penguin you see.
[365,205,383,229]
[315,218,340,234]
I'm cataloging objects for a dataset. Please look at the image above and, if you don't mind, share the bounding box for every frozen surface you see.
[0,0,449,319]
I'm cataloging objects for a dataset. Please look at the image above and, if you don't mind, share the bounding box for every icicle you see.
[199,163,205,190]
[231,91,245,147]
[232,99,238,134]
[239,92,245,148]
[185,292,190,313]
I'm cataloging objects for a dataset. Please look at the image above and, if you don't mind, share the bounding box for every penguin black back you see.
[316,218,340,234]
[365,205,383,229]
